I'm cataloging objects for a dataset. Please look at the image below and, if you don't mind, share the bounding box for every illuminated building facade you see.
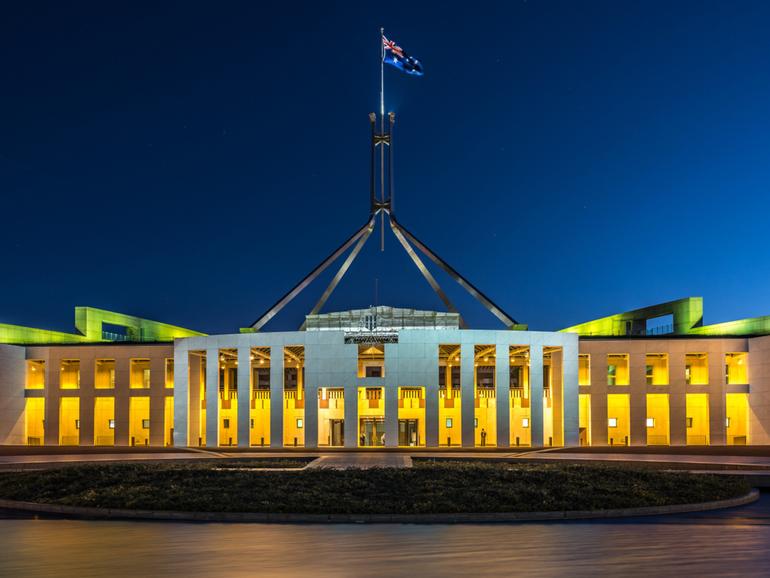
[2,297,770,448]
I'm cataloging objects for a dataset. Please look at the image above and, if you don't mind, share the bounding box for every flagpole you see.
[379,26,385,251]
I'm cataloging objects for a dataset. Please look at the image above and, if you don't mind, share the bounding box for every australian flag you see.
[383,35,424,76]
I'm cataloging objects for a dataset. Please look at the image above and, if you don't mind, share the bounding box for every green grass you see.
[0,460,750,515]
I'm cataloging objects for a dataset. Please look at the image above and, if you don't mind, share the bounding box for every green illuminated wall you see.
[560,298,703,336]
[0,307,205,345]
[561,297,770,338]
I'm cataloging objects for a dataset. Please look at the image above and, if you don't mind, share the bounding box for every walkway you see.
[306,452,412,469]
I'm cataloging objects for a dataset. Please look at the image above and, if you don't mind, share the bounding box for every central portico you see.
[173,306,578,449]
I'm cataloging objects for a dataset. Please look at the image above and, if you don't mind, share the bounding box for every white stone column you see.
[562,337,580,447]
[425,379,439,448]
[270,346,284,448]
[344,383,358,448]
[305,384,319,448]
[530,343,544,447]
[173,345,189,447]
[495,343,510,448]
[237,346,251,447]
[385,385,398,448]
[461,343,475,447]
[205,348,219,447]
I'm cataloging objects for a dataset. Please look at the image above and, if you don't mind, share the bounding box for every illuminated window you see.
[685,353,708,385]
[725,353,748,385]
[607,354,629,386]
[142,419,150,429]
[26,360,45,389]
[165,359,175,388]
[296,418,303,429]
[474,418,479,428]
[646,418,655,428]
[522,418,530,428]
[645,354,669,385]
[578,354,590,386]
[75,419,80,429]
[445,418,453,429]
[108,419,115,429]
[60,360,80,389]
[725,417,731,428]
[130,359,151,389]
[608,418,618,428]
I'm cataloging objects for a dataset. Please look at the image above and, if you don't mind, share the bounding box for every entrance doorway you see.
[398,419,419,446]
[359,417,385,447]
[330,419,344,447]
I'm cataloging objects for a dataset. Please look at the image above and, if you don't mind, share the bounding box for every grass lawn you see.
[0,460,750,515]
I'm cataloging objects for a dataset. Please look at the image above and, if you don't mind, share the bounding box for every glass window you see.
[608,418,618,428]
[646,418,655,428]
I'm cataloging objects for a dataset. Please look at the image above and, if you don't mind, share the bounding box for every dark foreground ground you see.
[0,460,749,515]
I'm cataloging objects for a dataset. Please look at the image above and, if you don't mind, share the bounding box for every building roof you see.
[0,307,205,345]
[560,297,770,337]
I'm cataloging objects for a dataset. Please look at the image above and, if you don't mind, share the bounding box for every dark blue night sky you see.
[2,1,770,334]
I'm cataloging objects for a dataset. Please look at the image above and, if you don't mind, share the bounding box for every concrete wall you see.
[579,337,749,446]
[749,336,770,444]
[25,343,174,447]
[0,345,25,444]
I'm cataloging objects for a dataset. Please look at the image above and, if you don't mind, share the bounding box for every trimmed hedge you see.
[0,460,749,514]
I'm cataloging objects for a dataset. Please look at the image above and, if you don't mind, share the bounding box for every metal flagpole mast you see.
[379,26,385,251]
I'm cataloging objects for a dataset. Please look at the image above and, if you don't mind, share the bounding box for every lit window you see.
[725,417,731,428]
[75,419,80,430]
[646,418,655,428]
[142,419,150,429]
[608,418,618,428]
[522,418,530,428]
[296,418,303,429]
[108,419,115,430]
[445,418,453,429]
[474,418,479,428]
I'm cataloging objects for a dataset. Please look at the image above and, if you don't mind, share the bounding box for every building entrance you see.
[398,419,419,446]
[330,419,344,447]
[359,417,385,447]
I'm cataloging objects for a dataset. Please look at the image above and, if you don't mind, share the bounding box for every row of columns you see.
[174,342,579,448]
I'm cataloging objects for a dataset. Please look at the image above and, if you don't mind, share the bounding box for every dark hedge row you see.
[0,460,749,514]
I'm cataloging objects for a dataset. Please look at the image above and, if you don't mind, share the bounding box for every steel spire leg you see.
[391,217,519,328]
[389,216,467,329]
[249,217,377,331]
[299,216,377,329]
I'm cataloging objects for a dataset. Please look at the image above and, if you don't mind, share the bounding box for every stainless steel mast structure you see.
[249,112,520,332]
